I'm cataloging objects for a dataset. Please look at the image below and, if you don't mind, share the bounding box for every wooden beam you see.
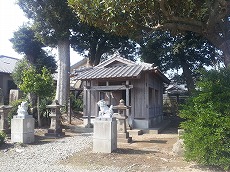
[87,85,133,91]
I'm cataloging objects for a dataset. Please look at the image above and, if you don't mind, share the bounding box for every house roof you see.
[70,57,91,72]
[0,55,19,74]
[72,56,170,83]
[165,84,188,94]
[0,55,58,81]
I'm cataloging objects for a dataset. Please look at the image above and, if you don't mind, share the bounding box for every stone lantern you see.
[45,100,65,137]
[113,99,132,143]
[0,105,12,133]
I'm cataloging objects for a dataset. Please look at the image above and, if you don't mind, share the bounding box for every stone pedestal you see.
[113,99,132,143]
[0,105,12,133]
[45,101,64,137]
[11,115,35,143]
[93,117,117,153]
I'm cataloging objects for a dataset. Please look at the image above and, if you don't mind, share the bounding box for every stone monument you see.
[93,100,117,153]
[11,101,35,143]
[0,105,12,133]
[45,100,65,137]
[113,99,132,143]
[9,89,23,103]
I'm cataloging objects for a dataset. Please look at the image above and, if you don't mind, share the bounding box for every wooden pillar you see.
[125,80,130,129]
[125,81,129,114]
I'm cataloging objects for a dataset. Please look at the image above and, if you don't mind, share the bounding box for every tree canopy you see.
[141,31,219,93]
[70,25,138,66]
[18,0,78,44]
[10,26,57,73]
[68,0,230,66]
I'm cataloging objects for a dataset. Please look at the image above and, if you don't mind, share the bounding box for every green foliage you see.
[11,59,30,87]
[180,68,230,170]
[18,0,78,44]
[141,31,219,93]
[10,25,43,56]
[0,131,7,146]
[70,24,138,66]
[141,31,218,72]
[68,0,230,67]
[70,93,83,112]
[10,26,57,73]
[19,66,54,98]
[68,0,224,37]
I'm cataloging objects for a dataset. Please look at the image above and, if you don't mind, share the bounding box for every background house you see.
[72,56,170,129]
[0,55,18,104]
[70,58,92,99]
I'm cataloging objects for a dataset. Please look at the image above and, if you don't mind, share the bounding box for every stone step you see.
[118,137,132,143]
[127,129,143,136]
[117,132,129,138]
[142,120,171,134]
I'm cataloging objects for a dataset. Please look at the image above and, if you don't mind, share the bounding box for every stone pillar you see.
[45,100,65,137]
[113,99,132,143]
[11,102,35,143]
[93,117,117,153]
[9,89,23,103]
[0,105,12,133]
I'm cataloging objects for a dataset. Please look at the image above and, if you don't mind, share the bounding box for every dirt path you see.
[60,120,224,172]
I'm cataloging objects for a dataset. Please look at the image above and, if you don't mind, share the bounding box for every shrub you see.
[0,131,6,146]
[70,93,83,113]
[180,68,230,170]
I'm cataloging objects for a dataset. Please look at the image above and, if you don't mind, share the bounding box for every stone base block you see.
[11,116,35,133]
[11,116,35,143]
[45,128,65,137]
[117,133,132,143]
[133,116,163,129]
[127,129,143,136]
[11,132,34,143]
[93,138,117,153]
[93,117,117,153]
[83,116,96,126]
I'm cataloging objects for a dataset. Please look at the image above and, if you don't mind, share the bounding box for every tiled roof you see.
[74,65,145,80]
[72,56,170,83]
[0,55,19,74]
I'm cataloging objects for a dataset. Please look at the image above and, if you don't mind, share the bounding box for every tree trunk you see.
[94,39,106,65]
[37,96,41,127]
[219,41,230,67]
[181,60,195,95]
[55,39,70,106]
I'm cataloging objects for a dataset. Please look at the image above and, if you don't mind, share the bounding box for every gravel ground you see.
[0,124,225,172]
[0,133,95,172]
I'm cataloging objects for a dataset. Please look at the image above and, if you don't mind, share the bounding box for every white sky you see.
[0,0,83,65]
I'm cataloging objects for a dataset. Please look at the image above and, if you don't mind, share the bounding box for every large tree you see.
[141,31,219,93]
[68,0,230,67]
[18,0,78,105]
[71,25,138,66]
[18,0,139,105]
